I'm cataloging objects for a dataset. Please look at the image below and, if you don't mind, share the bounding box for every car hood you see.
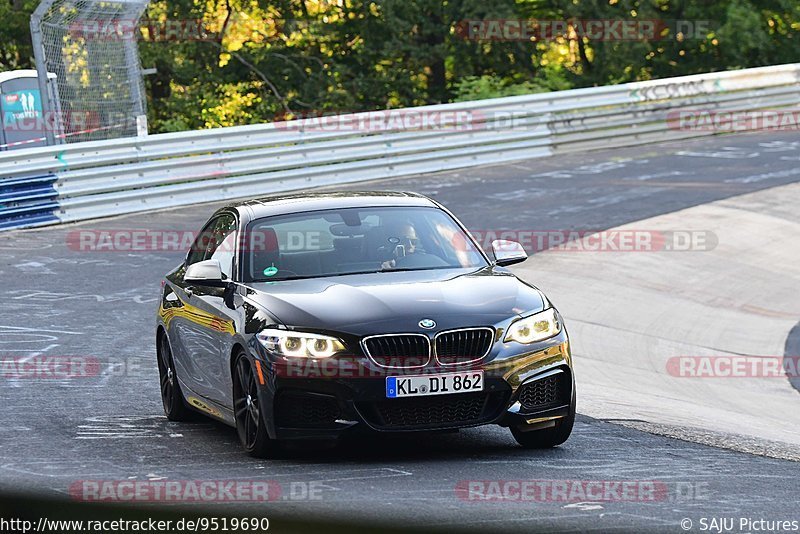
[244,266,546,335]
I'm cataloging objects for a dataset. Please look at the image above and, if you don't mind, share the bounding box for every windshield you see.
[242,206,487,282]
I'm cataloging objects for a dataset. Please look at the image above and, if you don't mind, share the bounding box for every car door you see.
[170,213,238,404]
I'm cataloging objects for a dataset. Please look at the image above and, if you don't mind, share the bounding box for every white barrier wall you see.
[1,63,799,229]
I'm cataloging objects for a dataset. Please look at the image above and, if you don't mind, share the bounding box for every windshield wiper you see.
[379,266,461,273]
[257,270,385,282]
[254,265,472,282]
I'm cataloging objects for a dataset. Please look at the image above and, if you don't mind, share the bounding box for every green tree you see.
[3,0,799,134]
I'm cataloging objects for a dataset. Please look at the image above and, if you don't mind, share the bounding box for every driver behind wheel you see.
[381,221,420,270]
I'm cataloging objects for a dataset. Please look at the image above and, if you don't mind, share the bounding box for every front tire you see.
[233,354,274,457]
[511,394,575,449]
[157,332,190,421]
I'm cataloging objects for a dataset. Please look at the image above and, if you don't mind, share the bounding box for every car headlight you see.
[256,329,345,358]
[505,308,561,344]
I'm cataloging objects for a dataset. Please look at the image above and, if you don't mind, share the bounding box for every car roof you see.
[228,191,440,220]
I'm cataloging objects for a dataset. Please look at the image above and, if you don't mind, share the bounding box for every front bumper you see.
[254,330,573,440]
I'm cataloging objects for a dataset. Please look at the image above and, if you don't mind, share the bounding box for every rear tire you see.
[233,354,275,458]
[157,332,191,422]
[511,394,575,449]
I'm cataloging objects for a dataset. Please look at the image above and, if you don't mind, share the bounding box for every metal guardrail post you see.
[29,0,55,146]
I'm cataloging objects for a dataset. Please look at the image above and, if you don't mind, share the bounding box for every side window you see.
[208,216,237,279]
[187,217,219,266]
[186,214,238,280]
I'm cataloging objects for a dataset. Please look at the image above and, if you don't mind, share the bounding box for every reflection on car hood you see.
[244,266,545,335]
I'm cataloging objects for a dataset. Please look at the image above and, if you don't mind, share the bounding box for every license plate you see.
[386,371,484,398]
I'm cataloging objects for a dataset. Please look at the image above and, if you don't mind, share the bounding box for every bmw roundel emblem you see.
[419,318,436,329]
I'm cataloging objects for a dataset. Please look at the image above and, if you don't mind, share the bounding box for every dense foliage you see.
[3,0,799,133]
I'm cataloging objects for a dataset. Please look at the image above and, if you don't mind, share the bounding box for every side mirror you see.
[184,259,226,286]
[491,239,528,266]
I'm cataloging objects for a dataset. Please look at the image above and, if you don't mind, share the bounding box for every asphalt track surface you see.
[1,130,799,532]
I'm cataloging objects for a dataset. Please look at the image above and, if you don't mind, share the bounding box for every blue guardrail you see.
[0,173,60,230]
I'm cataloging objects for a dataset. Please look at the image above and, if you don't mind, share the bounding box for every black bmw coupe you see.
[156,191,575,456]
